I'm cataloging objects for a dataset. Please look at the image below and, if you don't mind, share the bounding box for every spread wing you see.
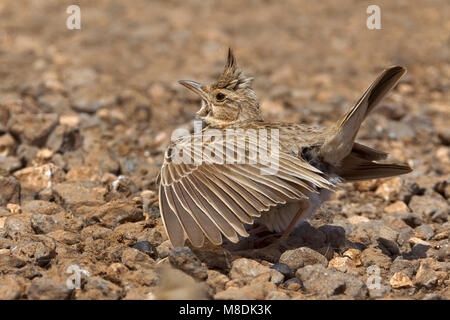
[159,131,334,247]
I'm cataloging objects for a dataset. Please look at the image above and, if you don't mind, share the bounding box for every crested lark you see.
[159,48,412,248]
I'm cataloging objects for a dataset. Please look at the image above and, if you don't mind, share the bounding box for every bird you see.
[158,48,412,248]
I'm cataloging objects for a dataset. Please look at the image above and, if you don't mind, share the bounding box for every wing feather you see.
[158,186,185,247]
[175,181,223,244]
[186,174,241,241]
[197,166,257,221]
[164,185,204,247]
[159,131,336,247]
[191,171,250,237]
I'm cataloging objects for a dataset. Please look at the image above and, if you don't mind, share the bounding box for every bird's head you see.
[179,48,262,128]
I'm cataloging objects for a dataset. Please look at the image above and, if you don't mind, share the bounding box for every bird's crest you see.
[213,48,253,91]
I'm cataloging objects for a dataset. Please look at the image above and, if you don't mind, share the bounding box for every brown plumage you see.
[159,48,412,248]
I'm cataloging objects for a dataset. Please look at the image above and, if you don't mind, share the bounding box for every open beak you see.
[178,80,208,100]
[178,80,210,117]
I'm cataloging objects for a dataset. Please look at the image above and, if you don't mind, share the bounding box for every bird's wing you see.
[159,131,334,247]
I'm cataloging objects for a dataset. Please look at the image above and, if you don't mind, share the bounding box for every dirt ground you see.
[0,0,448,300]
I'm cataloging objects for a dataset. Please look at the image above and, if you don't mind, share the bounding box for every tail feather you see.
[352,142,388,161]
[336,152,412,181]
[320,66,407,166]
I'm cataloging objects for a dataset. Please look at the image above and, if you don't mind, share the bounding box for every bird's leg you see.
[279,202,310,241]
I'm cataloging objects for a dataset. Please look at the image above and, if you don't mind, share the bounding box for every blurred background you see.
[0,0,448,301]
[0,1,448,128]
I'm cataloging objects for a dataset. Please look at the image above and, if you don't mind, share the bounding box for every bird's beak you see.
[178,80,208,100]
[179,80,210,118]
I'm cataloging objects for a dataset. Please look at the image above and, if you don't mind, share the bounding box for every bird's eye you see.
[215,92,226,101]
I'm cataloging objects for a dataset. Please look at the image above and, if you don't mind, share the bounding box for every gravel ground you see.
[0,0,448,300]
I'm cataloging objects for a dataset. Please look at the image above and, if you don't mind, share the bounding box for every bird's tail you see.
[319,66,412,180]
